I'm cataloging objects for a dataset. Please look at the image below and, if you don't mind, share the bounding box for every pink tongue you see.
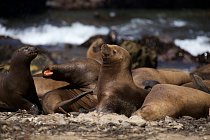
[43,70,53,76]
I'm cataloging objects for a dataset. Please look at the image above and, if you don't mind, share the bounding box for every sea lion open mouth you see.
[43,69,53,77]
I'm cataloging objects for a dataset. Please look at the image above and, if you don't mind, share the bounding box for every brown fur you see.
[33,77,69,97]
[41,58,100,114]
[42,85,97,114]
[132,68,191,89]
[134,84,210,120]
[183,80,210,90]
[0,46,42,114]
[86,38,104,63]
[96,44,149,117]
[191,64,210,80]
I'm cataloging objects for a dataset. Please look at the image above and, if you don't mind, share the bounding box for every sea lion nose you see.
[101,44,111,57]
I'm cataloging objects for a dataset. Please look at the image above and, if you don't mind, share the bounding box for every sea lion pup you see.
[134,84,210,121]
[96,44,149,117]
[132,68,191,89]
[41,58,100,114]
[0,46,42,114]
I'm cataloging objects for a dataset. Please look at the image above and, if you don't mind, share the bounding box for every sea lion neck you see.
[9,58,31,75]
[100,61,133,83]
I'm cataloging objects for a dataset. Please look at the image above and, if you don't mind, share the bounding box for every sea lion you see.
[191,63,210,80]
[41,58,100,114]
[86,38,104,63]
[86,39,158,68]
[33,76,69,98]
[134,84,210,121]
[182,74,210,93]
[0,46,42,114]
[96,44,149,117]
[132,68,191,89]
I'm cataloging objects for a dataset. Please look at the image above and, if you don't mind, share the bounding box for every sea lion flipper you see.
[191,74,210,94]
[54,90,94,112]
[13,96,39,115]
[142,80,160,90]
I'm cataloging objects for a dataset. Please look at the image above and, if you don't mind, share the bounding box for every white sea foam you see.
[0,22,109,45]
[171,20,187,27]
[175,36,210,56]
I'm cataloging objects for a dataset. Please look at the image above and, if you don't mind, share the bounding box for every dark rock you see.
[46,0,105,10]
[80,30,117,48]
[105,0,210,9]
[138,36,196,64]
[196,52,210,65]
[46,0,210,9]
[120,40,157,68]
[0,0,46,17]
[0,35,55,74]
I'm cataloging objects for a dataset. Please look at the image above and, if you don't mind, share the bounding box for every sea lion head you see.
[12,46,39,63]
[42,65,61,79]
[101,44,132,68]
[86,38,104,63]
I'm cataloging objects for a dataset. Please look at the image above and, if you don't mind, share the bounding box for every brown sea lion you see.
[134,84,210,121]
[41,58,100,114]
[132,68,191,89]
[96,44,149,117]
[86,39,158,68]
[191,63,210,80]
[86,38,104,63]
[182,74,210,93]
[33,76,69,98]
[0,46,42,114]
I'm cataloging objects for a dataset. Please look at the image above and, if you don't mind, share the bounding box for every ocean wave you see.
[175,36,210,56]
[0,22,109,45]
[171,20,187,27]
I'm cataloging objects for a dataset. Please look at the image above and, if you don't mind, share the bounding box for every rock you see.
[0,36,55,74]
[80,30,117,48]
[105,0,210,9]
[138,36,197,64]
[196,52,210,64]
[46,0,105,10]
[126,115,146,126]
[0,0,46,17]
[120,40,157,68]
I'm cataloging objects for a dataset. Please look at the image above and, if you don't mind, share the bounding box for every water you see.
[0,9,210,56]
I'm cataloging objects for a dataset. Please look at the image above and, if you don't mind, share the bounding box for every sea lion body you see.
[183,80,210,90]
[42,85,97,114]
[0,46,42,114]
[191,64,210,80]
[132,68,191,89]
[96,44,148,117]
[33,77,68,97]
[41,58,100,114]
[134,84,210,120]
